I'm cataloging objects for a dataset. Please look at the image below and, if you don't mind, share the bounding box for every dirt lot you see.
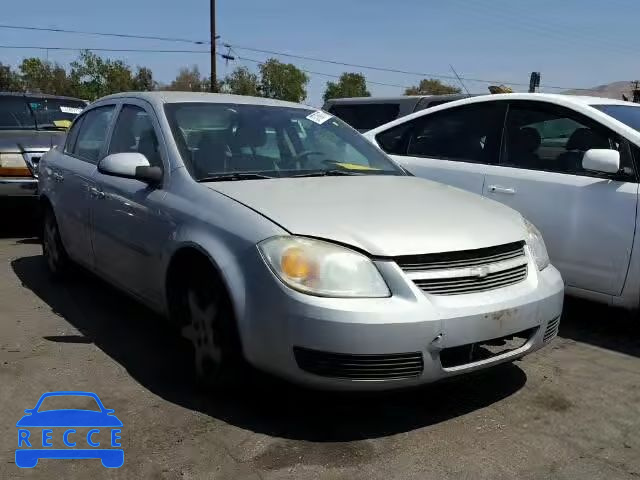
[0,218,639,480]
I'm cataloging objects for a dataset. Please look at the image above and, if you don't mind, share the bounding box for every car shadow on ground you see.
[559,297,640,358]
[12,254,529,442]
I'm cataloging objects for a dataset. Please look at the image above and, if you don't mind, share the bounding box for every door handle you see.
[89,187,105,199]
[488,185,515,195]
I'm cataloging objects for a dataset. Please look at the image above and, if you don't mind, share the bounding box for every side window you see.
[72,106,115,163]
[108,105,162,168]
[64,115,84,154]
[503,102,633,178]
[405,103,505,164]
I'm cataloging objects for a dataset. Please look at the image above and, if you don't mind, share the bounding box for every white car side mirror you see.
[582,149,620,174]
[98,152,162,184]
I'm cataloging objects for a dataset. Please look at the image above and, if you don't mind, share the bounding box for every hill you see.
[563,81,634,100]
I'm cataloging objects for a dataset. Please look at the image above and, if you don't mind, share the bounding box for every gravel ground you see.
[0,218,639,479]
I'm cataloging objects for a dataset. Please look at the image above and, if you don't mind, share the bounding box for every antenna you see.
[449,65,471,96]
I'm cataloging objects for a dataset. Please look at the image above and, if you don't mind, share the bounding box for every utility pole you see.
[210,0,216,92]
[632,80,640,104]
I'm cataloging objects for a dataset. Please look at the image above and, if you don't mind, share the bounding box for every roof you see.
[0,91,85,102]
[450,92,636,107]
[323,94,473,105]
[96,91,313,110]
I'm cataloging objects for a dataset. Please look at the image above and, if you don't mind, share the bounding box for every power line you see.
[0,44,211,54]
[0,24,208,45]
[226,43,593,91]
[235,54,412,90]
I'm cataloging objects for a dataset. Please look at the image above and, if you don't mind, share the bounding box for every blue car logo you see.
[16,391,123,468]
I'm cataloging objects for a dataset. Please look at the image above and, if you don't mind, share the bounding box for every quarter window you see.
[503,102,633,178]
[64,115,84,154]
[109,105,162,168]
[72,105,115,163]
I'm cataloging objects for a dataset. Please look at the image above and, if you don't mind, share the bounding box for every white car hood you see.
[204,176,526,257]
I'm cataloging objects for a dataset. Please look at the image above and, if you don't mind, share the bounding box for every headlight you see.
[258,236,390,298]
[0,153,30,177]
[524,219,549,270]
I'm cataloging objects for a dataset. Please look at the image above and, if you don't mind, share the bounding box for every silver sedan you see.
[38,92,564,390]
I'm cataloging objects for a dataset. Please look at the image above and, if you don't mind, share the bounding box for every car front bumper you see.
[0,178,38,197]
[241,254,564,391]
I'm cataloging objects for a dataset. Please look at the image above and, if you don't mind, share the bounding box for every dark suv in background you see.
[0,93,86,201]
[322,94,474,132]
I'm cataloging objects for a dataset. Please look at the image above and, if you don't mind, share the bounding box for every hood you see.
[205,176,526,256]
[0,130,66,153]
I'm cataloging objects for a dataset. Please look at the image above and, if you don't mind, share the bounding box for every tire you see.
[175,260,243,391]
[42,206,72,279]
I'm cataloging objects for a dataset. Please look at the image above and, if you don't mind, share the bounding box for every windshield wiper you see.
[196,172,273,182]
[292,169,363,178]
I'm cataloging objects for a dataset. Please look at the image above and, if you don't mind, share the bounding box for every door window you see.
[403,103,505,164]
[64,115,85,154]
[503,102,634,178]
[109,105,162,168]
[72,105,115,163]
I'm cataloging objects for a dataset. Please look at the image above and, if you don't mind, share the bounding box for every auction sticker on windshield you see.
[306,110,333,124]
[60,106,84,115]
[15,391,123,469]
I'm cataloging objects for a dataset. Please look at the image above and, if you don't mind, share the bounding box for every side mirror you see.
[582,149,620,174]
[98,153,163,184]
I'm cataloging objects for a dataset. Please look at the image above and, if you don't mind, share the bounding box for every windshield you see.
[592,104,640,132]
[164,102,405,181]
[0,95,86,130]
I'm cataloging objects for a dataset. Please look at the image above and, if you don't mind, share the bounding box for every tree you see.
[322,72,370,102]
[259,59,309,103]
[404,78,461,95]
[69,50,137,100]
[222,66,261,96]
[167,66,206,92]
[18,58,73,96]
[133,67,155,91]
[0,63,23,91]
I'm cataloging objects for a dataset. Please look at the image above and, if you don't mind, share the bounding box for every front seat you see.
[508,127,541,168]
[558,128,610,173]
[231,121,271,171]
[194,131,230,177]
[137,129,162,168]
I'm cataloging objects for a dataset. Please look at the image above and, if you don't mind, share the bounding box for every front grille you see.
[396,241,528,295]
[413,264,528,295]
[544,316,561,343]
[293,347,424,380]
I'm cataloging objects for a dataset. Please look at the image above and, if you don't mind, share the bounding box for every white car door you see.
[51,105,116,269]
[90,101,171,305]
[370,102,507,195]
[483,100,638,296]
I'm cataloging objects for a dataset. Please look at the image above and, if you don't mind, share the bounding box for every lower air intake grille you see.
[293,347,424,380]
[544,316,561,343]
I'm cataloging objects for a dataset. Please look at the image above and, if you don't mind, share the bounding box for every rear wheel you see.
[174,260,243,390]
[42,206,72,278]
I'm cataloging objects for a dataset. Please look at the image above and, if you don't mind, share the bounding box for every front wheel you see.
[42,206,72,279]
[177,263,243,390]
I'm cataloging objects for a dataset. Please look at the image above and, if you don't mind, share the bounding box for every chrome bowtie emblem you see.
[470,266,490,278]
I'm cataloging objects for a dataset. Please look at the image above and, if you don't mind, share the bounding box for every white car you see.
[364,93,640,309]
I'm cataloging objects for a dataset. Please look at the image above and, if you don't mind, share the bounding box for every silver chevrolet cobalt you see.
[38,92,563,390]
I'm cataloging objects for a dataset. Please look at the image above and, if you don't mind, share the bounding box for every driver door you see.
[90,101,172,305]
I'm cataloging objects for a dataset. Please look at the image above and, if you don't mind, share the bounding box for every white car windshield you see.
[593,104,640,132]
[164,102,405,181]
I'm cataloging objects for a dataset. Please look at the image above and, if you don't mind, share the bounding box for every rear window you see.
[327,103,400,131]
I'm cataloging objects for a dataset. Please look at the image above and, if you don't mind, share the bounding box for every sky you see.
[1,0,638,106]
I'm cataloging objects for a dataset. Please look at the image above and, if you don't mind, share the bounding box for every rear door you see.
[52,105,116,268]
[373,102,506,194]
[483,100,638,296]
